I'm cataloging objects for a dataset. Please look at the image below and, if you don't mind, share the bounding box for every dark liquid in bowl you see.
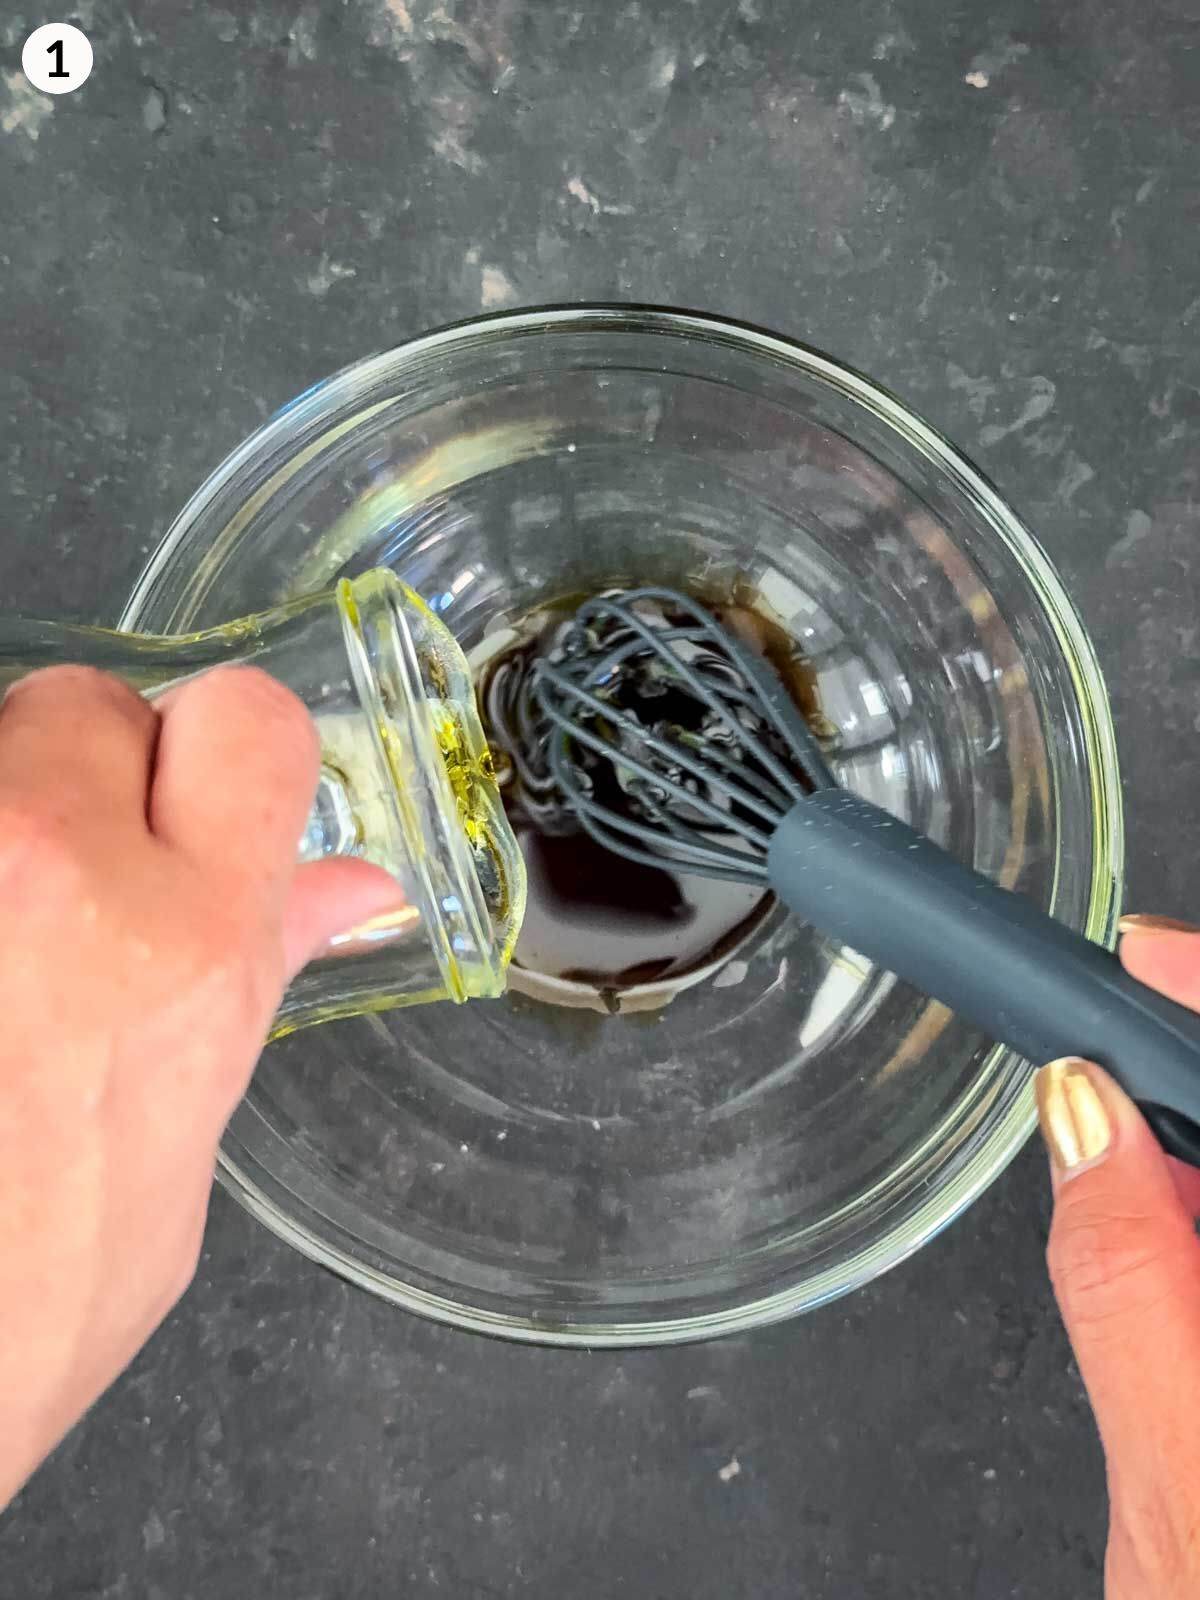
[478,590,826,1009]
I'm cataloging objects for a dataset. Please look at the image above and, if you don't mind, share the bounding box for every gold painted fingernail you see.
[1119,914,1200,935]
[1036,1058,1112,1176]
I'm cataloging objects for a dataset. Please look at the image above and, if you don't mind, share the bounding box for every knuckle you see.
[5,662,102,699]
[178,667,319,790]
[1047,1202,1183,1341]
[211,666,313,743]
[6,662,140,715]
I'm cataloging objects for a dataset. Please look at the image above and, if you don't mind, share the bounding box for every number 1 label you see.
[22,24,93,95]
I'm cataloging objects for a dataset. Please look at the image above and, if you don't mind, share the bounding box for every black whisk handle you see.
[767,790,1200,1167]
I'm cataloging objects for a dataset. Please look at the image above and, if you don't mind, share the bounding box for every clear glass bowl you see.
[120,307,1123,1345]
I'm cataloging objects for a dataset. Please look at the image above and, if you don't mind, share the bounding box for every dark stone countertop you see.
[4,0,1199,1593]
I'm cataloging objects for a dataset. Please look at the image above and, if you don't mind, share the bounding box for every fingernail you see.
[323,903,420,958]
[1036,1058,1113,1177]
[1119,913,1200,935]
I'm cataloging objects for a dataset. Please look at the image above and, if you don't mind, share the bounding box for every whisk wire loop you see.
[536,669,779,844]
[572,588,834,797]
[512,587,835,888]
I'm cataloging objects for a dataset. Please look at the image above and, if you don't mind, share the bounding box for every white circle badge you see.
[22,24,94,95]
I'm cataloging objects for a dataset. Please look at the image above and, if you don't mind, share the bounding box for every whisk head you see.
[515,587,835,886]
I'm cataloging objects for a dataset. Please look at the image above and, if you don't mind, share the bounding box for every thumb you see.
[1039,1057,1200,1485]
[280,857,411,977]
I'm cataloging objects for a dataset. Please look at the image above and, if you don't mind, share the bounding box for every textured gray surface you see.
[3,0,1199,1592]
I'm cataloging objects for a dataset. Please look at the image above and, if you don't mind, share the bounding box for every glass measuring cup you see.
[0,569,525,1033]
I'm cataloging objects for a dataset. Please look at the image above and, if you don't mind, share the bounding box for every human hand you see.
[0,665,402,1509]
[1039,916,1200,1598]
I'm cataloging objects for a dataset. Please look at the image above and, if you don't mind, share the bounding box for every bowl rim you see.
[120,303,1124,1346]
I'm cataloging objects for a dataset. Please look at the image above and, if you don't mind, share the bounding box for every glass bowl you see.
[120,307,1122,1345]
